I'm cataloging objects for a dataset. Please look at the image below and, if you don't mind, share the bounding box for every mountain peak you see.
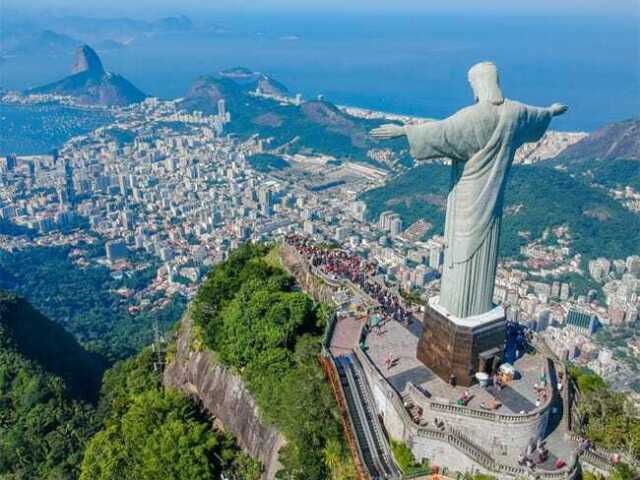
[29,43,146,106]
[71,44,104,75]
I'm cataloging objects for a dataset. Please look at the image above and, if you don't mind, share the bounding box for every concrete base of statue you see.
[416,296,506,387]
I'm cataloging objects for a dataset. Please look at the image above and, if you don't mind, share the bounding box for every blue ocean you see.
[2,13,639,132]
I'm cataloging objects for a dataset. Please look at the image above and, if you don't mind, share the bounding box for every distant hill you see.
[94,38,127,52]
[359,163,640,261]
[28,44,147,106]
[42,14,194,38]
[0,291,107,401]
[4,29,80,56]
[180,74,399,163]
[552,119,640,190]
[554,119,640,163]
[254,74,289,96]
[152,15,194,31]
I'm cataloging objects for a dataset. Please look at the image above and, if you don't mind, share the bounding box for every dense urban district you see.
[2,70,640,391]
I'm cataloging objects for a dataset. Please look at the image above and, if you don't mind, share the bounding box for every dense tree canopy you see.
[0,293,100,479]
[81,348,261,480]
[0,245,186,361]
[570,367,640,459]
[192,244,356,479]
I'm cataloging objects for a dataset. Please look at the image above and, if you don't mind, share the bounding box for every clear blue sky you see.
[5,0,640,18]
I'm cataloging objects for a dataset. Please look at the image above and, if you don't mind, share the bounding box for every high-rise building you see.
[57,186,67,205]
[335,226,351,242]
[389,216,403,236]
[62,158,75,206]
[258,187,272,208]
[413,265,429,287]
[588,257,611,282]
[29,159,39,184]
[378,211,395,230]
[350,201,367,222]
[217,99,226,119]
[429,246,444,270]
[566,308,599,336]
[626,255,640,275]
[1,154,17,173]
[119,175,130,198]
[536,309,550,332]
[303,220,315,236]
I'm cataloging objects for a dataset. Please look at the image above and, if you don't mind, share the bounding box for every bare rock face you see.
[256,74,289,97]
[28,44,146,106]
[163,314,285,479]
[554,118,640,162]
[71,45,104,75]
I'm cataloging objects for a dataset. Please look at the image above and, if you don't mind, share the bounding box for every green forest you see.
[0,244,186,361]
[0,291,260,480]
[1,244,356,479]
[191,243,356,479]
[80,349,261,480]
[359,163,640,260]
[569,366,640,458]
[247,152,290,172]
[0,292,101,479]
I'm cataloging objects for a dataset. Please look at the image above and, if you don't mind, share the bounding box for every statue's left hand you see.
[550,103,568,116]
[370,124,406,140]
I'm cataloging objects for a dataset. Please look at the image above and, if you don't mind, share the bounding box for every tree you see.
[192,245,354,479]
[81,389,221,480]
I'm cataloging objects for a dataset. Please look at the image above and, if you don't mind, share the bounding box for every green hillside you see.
[80,349,261,480]
[180,75,409,166]
[0,291,260,480]
[0,291,101,479]
[556,158,640,191]
[550,119,640,190]
[0,291,106,401]
[191,243,356,480]
[0,244,186,361]
[360,163,640,260]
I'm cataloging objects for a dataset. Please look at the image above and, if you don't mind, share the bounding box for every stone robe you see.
[405,100,553,318]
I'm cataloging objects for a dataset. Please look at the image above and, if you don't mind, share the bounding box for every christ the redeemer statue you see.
[371,62,567,319]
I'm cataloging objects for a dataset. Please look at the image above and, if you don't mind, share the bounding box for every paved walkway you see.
[331,312,363,356]
[365,320,549,415]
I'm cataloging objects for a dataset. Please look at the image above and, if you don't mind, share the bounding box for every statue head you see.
[468,62,504,105]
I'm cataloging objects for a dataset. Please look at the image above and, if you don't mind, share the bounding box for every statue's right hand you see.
[370,124,406,140]
[550,103,568,116]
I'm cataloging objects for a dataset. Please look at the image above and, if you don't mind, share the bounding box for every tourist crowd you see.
[285,234,413,324]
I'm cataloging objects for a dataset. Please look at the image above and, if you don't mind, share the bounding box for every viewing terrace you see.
[365,320,552,416]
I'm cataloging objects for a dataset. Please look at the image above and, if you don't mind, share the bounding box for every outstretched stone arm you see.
[370,123,406,140]
[370,118,437,140]
[518,102,568,145]
[549,103,568,116]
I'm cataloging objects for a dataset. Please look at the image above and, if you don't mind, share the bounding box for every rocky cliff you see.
[28,44,147,106]
[554,118,640,163]
[163,312,285,479]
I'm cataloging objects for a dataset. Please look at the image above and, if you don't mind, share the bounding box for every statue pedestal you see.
[416,297,506,387]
